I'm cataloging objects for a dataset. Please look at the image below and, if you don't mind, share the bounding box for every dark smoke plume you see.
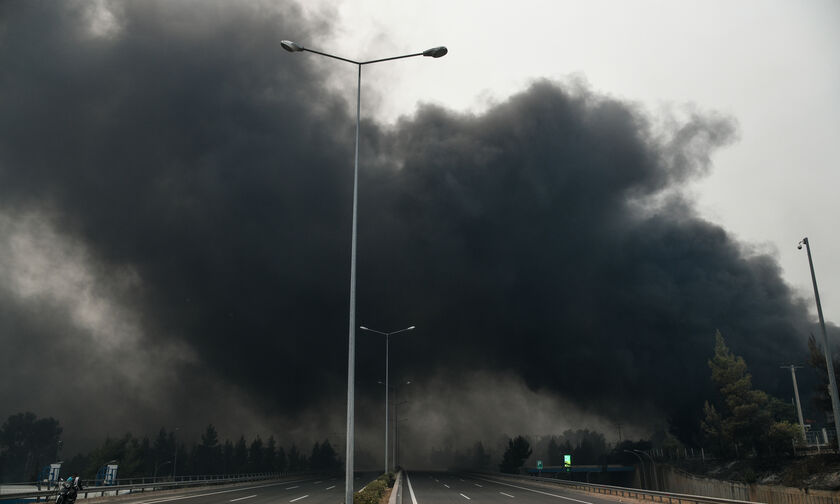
[0,1,822,458]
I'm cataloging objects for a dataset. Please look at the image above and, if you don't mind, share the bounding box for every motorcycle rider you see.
[57,476,83,504]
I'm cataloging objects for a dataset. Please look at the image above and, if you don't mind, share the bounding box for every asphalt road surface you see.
[103,474,377,504]
[401,472,622,504]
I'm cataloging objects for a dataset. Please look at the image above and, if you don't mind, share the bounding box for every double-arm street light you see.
[633,450,658,491]
[623,450,648,489]
[362,325,415,473]
[281,40,446,504]
[798,237,840,449]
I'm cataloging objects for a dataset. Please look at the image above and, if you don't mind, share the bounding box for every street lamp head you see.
[281,40,304,52]
[422,46,448,58]
[798,237,808,250]
[360,326,369,330]
[407,326,416,330]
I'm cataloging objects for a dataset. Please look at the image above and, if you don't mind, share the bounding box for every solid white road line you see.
[325,486,335,490]
[459,493,471,500]
[289,496,309,503]
[406,472,418,504]
[472,477,593,504]
[229,495,257,502]
[500,492,515,498]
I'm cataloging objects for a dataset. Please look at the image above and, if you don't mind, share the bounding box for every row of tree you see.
[0,420,339,483]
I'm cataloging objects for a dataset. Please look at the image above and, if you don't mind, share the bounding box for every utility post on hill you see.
[781,365,807,441]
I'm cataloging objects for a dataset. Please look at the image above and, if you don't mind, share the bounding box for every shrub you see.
[353,476,392,504]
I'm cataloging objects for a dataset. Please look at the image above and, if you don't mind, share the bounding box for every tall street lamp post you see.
[361,325,415,473]
[798,237,840,449]
[280,41,446,504]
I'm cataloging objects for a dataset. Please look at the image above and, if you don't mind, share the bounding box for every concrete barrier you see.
[388,471,402,504]
[662,467,840,504]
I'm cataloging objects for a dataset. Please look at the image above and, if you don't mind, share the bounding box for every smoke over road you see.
[0,1,824,459]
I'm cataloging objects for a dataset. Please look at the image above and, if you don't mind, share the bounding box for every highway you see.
[81,471,621,504]
[401,472,621,504]
[100,474,376,504]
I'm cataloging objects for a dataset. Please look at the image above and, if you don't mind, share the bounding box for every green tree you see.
[315,440,340,472]
[287,444,303,471]
[222,440,234,474]
[233,437,248,473]
[248,437,264,472]
[195,425,222,474]
[276,446,287,473]
[265,437,277,473]
[471,442,490,470]
[547,437,572,466]
[0,412,63,482]
[703,331,798,457]
[499,436,531,474]
[83,433,147,478]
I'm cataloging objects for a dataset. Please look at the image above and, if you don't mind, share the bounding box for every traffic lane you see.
[109,476,346,504]
[461,473,623,504]
[111,477,319,504]
[403,472,513,504]
[403,472,623,504]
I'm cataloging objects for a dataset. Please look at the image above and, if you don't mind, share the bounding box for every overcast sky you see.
[1,0,838,462]
[302,0,840,319]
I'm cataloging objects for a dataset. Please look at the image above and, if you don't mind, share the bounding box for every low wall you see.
[662,466,840,504]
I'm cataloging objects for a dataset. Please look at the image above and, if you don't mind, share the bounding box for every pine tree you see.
[703,330,798,457]
[499,436,531,473]
[233,436,248,473]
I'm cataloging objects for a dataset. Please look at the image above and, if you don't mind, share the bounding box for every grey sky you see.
[305,0,840,322]
[0,0,837,458]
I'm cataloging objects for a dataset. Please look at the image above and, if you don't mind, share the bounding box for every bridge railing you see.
[0,472,285,503]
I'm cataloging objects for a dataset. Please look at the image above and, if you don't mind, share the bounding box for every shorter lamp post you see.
[396,417,409,470]
[360,325,415,473]
[633,450,658,491]
[154,460,171,480]
[624,450,647,489]
[173,427,180,482]
[392,381,411,469]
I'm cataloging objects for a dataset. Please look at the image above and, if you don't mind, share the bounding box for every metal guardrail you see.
[473,472,764,504]
[0,472,285,502]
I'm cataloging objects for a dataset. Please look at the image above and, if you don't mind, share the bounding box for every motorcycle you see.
[55,478,81,504]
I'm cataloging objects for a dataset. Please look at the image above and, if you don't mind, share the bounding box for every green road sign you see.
[536,460,543,470]
[564,454,572,468]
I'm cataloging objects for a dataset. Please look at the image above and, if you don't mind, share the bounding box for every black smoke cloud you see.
[0,1,820,457]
